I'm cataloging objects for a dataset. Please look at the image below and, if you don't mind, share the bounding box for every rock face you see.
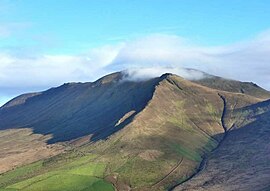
[0,71,270,190]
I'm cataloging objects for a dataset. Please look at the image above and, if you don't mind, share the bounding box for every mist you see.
[121,67,209,82]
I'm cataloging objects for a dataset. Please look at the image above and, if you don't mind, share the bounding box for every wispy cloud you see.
[108,33,270,88]
[1,30,270,106]
[0,44,121,88]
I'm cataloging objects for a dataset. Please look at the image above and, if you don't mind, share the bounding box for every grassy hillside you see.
[174,100,270,191]
[0,128,63,174]
[194,76,270,99]
[0,153,114,191]
[0,72,269,191]
[0,72,160,173]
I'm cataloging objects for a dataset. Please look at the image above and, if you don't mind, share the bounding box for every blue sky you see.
[1,0,270,105]
[2,0,270,53]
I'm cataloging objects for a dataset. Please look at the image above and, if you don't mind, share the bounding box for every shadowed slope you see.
[173,99,270,191]
[0,72,160,143]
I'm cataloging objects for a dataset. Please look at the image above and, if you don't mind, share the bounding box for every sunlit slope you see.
[0,72,269,191]
[174,99,270,191]
[79,74,265,190]
[90,74,225,190]
[194,75,270,100]
[0,154,114,191]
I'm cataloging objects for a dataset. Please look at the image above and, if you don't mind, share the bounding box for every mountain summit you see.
[0,70,270,191]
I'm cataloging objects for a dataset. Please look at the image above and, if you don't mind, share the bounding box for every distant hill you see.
[0,70,270,191]
[194,75,270,99]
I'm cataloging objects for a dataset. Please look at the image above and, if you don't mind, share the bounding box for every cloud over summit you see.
[121,67,208,82]
[1,31,270,105]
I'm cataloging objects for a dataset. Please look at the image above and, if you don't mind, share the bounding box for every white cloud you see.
[108,33,270,89]
[121,67,208,82]
[0,44,122,89]
[1,31,270,106]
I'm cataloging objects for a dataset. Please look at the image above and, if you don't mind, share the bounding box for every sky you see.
[1,0,270,106]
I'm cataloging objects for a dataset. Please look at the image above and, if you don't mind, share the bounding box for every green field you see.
[7,174,113,191]
[0,154,114,191]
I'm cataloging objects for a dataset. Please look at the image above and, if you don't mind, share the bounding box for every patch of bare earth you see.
[139,150,163,161]
[115,110,136,126]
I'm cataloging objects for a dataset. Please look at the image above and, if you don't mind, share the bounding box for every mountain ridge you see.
[2,69,269,110]
[0,70,270,191]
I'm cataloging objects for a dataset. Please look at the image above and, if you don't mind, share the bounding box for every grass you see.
[205,103,220,121]
[2,74,260,191]
[203,139,218,153]
[8,174,113,191]
[67,163,106,176]
[116,156,171,188]
[0,162,43,188]
[0,153,113,191]
[169,143,202,162]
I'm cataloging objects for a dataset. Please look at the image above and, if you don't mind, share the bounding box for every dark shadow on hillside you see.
[233,99,270,115]
[171,100,270,191]
[0,75,162,144]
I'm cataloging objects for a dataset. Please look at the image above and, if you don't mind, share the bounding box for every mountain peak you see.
[93,72,124,85]
[0,70,270,190]
[159,72,174,79]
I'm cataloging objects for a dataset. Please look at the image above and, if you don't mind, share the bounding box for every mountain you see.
[0,71,270,191]
[174,99,270,191]
[194,75,270,99]
[0,72,159,143]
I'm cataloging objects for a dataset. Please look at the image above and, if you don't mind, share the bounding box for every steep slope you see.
[174,100,270,191]
[0,72,162,174]
[0,71,269,191]
[89,74,265,190]
[0,72,160,143]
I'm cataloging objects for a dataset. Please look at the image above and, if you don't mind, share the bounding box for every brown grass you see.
[0,128,63,174]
